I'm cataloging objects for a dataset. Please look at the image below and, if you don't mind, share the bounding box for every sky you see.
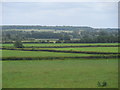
[2,2,118,28]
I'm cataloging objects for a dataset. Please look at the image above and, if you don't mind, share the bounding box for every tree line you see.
[2,26,119,43]
[1,25,93,31]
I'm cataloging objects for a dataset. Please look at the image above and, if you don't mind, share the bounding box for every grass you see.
[1,43,119,88]
[50,47,118,53]
[1,43,119,47]
[2,50,92,57]
[2,59,118,88]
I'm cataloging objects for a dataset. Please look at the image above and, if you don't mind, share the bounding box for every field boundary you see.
[1,47,119,55]
[2,55,119,60]
[2,45,119,48]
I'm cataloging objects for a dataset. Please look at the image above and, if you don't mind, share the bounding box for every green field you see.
[2,59,118,88]
[2,43,119,88]
[2,50,93,57]
[1,43,119,47]
[50,47,118,53]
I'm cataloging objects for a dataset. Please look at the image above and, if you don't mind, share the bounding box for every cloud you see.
[2,2,118,28]
[1,0,120,2]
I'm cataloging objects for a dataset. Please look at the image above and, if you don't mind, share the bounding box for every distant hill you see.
[1,25,94,31]
[1,25,118,31]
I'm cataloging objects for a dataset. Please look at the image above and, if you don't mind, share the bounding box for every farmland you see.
[2,59,118,88]
[50,47,118,53]
[2,50,91,57]
[1,43,119,47]
[1,42,119,88]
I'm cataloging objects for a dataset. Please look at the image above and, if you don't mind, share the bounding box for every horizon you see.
[1,25,118,29]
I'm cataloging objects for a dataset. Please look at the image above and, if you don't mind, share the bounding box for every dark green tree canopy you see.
[14,41,24,48]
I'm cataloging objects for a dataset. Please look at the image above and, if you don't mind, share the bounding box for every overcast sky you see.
[2,2,118,28]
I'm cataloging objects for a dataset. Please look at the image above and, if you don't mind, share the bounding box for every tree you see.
[61,35,71,41]
[14,41,24,48]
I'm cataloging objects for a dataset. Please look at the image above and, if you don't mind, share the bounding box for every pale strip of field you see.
[49,47,118,53]
[1,43,119,47]
[2,50,92,57]
[3,29,73,33]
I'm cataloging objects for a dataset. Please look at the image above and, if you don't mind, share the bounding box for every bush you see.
[97,81,107,87]
[14,41,24,48]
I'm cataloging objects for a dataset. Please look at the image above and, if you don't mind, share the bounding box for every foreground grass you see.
[2,59,118,88]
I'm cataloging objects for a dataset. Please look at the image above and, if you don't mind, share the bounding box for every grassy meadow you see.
[2,59,118,88]
[46,47,118,53]
[1,43,119,47]
[1,43,119,88]
[2,50,92,57]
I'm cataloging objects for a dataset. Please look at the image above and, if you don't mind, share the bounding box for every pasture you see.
[2,59,118,88]
[50,47,118,53]
[1,43,119,88]
[2,50,92,57]
[1,43,119,47]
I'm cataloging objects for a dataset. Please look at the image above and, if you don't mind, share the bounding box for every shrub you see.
[14,41,24,48]
[97,81,107,87]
